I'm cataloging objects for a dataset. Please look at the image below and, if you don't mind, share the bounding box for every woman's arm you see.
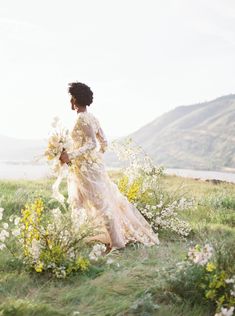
[96,126,108,153]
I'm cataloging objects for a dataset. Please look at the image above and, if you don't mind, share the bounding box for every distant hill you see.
[1,94,235,172]
[128,94,235,172]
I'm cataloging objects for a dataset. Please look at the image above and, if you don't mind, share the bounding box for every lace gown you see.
[67,111,159,248]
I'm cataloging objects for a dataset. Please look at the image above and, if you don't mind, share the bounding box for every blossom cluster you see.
[226,277,235,298]
[111,137,163,185]
[113,138,192,237]
[44,117,71,171]
[0,199,92,278]
[188,244,214,265]
[0,207,9,250]
[89,244,107,261]
[186,244,235,315]
[137,199,192,237]
[215,306,234,316]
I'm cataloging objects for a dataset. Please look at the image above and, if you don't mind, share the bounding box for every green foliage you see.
[1,198,92,278]
[164,241,235,314]
[209,194,235,210]
[127,291,160,315]
[0,180,67,218]
[0,299,64,316]
[0,174,235,315]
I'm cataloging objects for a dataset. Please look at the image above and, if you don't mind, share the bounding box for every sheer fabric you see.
[67,111,159,248]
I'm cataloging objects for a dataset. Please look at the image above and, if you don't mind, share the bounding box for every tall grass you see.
[0,174,234,315]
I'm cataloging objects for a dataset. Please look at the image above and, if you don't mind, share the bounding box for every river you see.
[0,161,235,183]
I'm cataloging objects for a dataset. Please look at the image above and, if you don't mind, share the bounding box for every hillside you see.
[1,94,235,172]
[128,94,235,172]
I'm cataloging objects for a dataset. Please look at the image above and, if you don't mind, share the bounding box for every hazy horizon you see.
[1,0,235,140]
[1,92,235,141]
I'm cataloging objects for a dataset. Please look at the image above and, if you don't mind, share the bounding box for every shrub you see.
[164,243,235,315]
[112,138,192,238]
[0,199,94,278]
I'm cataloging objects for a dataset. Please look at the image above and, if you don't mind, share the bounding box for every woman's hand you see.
[59,150,71,164]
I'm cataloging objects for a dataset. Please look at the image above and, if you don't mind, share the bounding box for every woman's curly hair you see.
[68,82,93,106]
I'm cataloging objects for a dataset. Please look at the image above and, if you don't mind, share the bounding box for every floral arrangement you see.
[44,116,71,164]
[112,138,192,238]
[165,243,235,316]
[44,117,72,203]
[0,199,94,278]
[188,244,235,316]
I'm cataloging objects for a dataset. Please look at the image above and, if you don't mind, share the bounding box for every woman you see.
[60,82,159,251]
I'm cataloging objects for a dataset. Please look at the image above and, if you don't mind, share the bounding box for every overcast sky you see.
[0,0,235,140]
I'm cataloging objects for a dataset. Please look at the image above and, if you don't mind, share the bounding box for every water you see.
[166,168,235,184]
[0,161,235,183]
[0,162,51,180]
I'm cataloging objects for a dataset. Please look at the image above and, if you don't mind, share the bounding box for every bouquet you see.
[45,116,70,164]
[45,117,72,203]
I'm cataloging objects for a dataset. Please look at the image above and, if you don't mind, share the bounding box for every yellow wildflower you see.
[206,262,216,272]
[77,257,90,271]
[35,261,44,273]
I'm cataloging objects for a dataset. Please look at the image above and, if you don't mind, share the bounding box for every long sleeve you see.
[96,126,108,153]
[68,115,97,160]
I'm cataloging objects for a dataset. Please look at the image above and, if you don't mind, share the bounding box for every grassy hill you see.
[129,94,235,172]
[0,174,234,315]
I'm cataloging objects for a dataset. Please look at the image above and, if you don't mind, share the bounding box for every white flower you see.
[188,244,213,266]
[68,251,76,259]
[29,239,41,260]
[3,223,8,230]
[106,258,114,265]
[12,228,21,237]
[89,254,97,261]
[225,278,235,284]
[204,244,213,255]
[0,208,4,221]
[0,243,6,250]
[55,268,66,279]
[220,306,234,316]
[14,217,20,226]
[0,229,9,242]
[156,201,163,208]
[89,244,106,261]
[51,116,60,128]
[51,208,62,221]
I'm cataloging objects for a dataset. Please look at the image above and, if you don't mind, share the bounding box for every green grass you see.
[0,174,234,315]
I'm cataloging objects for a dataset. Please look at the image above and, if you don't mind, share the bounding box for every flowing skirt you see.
[67,156,159,248]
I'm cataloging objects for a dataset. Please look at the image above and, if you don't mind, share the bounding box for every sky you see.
[0,0,235,140]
